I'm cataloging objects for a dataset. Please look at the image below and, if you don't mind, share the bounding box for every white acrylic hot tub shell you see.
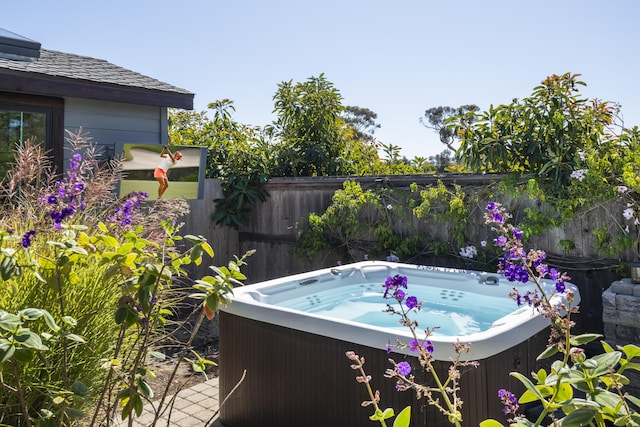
[219,261,580,361]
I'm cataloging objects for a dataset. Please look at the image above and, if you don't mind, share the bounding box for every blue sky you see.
[4,1,640,158]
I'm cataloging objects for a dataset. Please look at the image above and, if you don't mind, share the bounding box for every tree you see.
[269,74,350,176]
[342,105,380,143]
[169,100,271,229]
[455,73,616,188]
[420,105,479,152]
[428,150,454,172]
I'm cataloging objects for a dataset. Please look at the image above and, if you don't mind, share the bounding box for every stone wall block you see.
[601,288,617,311]
[609,280,636,295]
[615,294,640,312]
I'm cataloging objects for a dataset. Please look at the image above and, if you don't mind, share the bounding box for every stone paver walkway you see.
[114,377,224,427]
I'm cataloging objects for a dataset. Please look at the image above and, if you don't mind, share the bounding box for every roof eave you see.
[0,69,194,110]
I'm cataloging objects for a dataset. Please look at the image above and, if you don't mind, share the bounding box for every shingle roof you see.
[0,49,192,94]
[0,48,194,109]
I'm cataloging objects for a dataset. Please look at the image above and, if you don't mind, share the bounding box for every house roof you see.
[0,47,194,109]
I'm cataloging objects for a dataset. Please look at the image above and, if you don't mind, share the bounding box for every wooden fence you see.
[183,174,629,335]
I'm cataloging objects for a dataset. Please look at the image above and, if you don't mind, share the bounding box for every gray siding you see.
[63,97,168,159]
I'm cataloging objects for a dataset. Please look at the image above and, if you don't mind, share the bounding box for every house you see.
[0,27,194,175]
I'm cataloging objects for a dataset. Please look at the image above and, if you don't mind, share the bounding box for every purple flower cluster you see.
[498,388,519,416]
[383,274,407,299]
[21,230,36,248]
[108,191,149,227]
[409,338,434,354]
[486,202,571,295]
[41,153,87,230]
[383,274,423,311]
[502,261,529,283]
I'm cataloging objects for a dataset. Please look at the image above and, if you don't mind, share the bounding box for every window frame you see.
[0,91,64,173]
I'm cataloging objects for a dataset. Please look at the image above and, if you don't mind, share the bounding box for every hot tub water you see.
[276,282,517,336]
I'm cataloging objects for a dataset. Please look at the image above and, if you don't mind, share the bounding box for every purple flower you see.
[394,289,406,302]
[386,341,392,354]
[512,228,524,240]
[494,236,507,247]
[72,153,82,162]
[21,230,36,248]
[409,339,419,353]
[397,361,411,376]
[424,340,434,354]
[47,195,58,205]
[486,201,495,211]
[405,296,418,310]
[555,281,566,293]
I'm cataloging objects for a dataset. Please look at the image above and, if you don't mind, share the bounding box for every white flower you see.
[578,151,586,161]
[618,185,629,193]
[623,207,635,220]
[459,245,477,259]
[570,169,587,182]
[480,240,487,248]
[386,204,393,210]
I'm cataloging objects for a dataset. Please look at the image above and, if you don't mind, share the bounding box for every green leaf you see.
[0,315,21,332]
[570,333,602,346]
[556,382,573,401]
[558,407,597,426]
[114,306,128,325]
[537,343,560,360]
[201,242,214,258]
[626,394,640,408]
[132,394,143,416]
[61,332,86,343]
[190,245,203,265]
[392,406,411,427]
[184,234,205,244]
[0,255,16,280]
[592,389,623,409]
[138,378,154,399]
[149,351,166,361]
[19,308,44,321]
[64,407,86,419]
[71,381,89,397]
[589,351,622,376]
[622,344,640,359]
[117,243,135,255]
[480,420,506,427]
[15,330,48,350]
[0,342,15,363]
[511,372,546,402]
[101,235,119,247]
[519,385,553,404]
[13,348,34,363]
[41,310,60,332]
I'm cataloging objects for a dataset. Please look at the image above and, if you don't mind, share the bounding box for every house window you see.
[0,92,63,177]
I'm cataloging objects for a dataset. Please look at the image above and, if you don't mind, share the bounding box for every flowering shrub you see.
[482,202,640,427]
[347,274,478,427]
[349,200,640,427]
[0,131,253,426]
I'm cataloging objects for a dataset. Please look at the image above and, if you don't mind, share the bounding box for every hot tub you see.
[218,261,580,427]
